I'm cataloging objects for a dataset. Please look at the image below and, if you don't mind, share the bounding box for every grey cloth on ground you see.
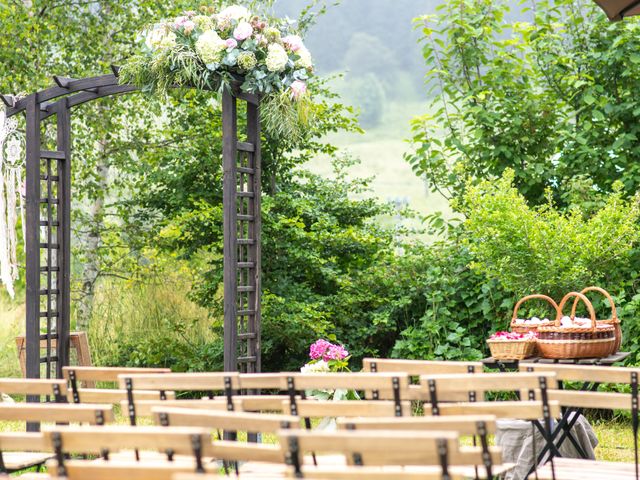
[495,413,598,480]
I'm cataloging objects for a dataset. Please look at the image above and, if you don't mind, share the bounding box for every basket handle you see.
[511,295,560,325]
[570,286,618,324]
[557,292,597,332]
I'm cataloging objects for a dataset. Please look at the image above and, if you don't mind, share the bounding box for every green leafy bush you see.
[460,170,640,300]
[391,241,512,361]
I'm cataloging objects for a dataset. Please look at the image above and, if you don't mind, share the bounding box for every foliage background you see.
[3,0,640,376]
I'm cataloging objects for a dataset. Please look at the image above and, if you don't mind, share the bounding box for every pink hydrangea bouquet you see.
[120,4,314,140]
[301,339,358,400]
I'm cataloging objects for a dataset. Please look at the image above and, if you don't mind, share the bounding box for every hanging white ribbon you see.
[0,107,25,298]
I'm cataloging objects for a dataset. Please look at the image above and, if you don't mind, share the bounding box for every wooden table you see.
[482,352,631,477]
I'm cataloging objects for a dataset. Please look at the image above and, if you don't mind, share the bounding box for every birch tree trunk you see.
[75,138,109,332]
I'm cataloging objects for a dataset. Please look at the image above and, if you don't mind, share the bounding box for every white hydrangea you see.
[193,15,214,31]
[195,30,227,64]
[296,47,313,69]
[219,5,250,21]
[300,360,330,374]
[266,43,289,72]
[1,393,14,403]
[145,27,177,50]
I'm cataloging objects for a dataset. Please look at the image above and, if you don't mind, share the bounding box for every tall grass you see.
[0,301,23,378]
[87,270,218,368]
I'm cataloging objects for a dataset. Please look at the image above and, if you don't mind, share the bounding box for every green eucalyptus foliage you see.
[406,0,640,206]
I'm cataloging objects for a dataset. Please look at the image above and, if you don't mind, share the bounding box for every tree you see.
[349,73,386,128]
[406,0,640,207]
[0,1,195,325]
[342,33,400,89]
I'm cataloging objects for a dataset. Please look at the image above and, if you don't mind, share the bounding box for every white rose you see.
[266,43,289,72]
[219,5,250,21]
[296,46,313,69]
[195,30,226,64]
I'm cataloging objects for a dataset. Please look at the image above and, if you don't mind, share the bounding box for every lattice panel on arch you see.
[37,149,64,379]
[235,144,259,373]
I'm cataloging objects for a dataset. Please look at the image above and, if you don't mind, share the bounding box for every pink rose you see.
[183,20,195,35]
[225,38,238,49]
[290,80,307,100]
[174,16,189,27]
[233,21,253,41]
[282,34,304,52]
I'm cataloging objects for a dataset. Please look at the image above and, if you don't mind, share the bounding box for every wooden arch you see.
[2,68,262,382]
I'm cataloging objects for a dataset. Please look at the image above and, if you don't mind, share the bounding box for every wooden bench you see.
[151,407,301,434]
[363,358,483,400]
[62,366,174,404]
[278,429,499,478]
[42,425,216,479]
[117,372,241,425]
[0,378,68,402]
[335,415,507,479]
[281,399,412,418]
[123,395,293,420]
[0,403,113,474]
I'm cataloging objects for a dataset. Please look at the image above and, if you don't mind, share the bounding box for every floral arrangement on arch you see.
[301,339,358,401]
[119,4,315,139]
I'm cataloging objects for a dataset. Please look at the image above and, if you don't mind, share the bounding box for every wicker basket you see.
[537,292,615,359]
[570,286,621,355]
[487,338,537,360]
[510,294,559,334]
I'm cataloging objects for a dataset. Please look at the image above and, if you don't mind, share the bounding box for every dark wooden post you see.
[24,95,41,431]
[246,101,261,373]
[222,89,239,372]
[55,99,71,375]
[24,95,41,384]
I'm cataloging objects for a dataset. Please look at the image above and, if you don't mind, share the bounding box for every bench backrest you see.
[336,415,497,436]
[117,372,240,392]
[0,378,67,400]
[281,399,412,418]
[152,407,301,433]
[279,429,461,467]
[281,372,411,394]
[69,388,175,404]
[0,432,48,452]
[363,358,483,375]
[425,400,562,420]
[0,403,114,424]
[63,366,171,384]
[42,425,211,456]
[519,363,640,385]
[420,372,557,396]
